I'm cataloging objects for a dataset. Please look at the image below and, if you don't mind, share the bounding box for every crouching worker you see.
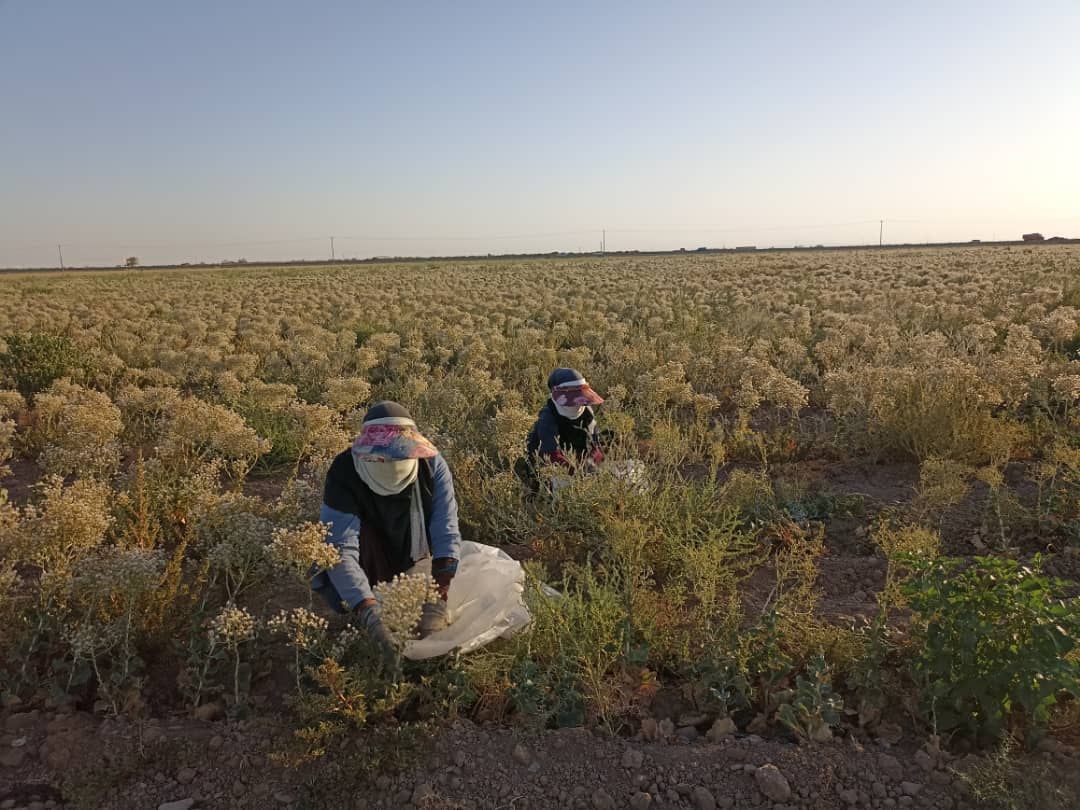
[517,368,606,494]
[311,401,460,658]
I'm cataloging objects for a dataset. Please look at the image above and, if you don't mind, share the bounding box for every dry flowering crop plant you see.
[208,602,257,647]
[207,602,257,707]
[0,246,1076,761]
[268,606,330,692]
[372,572,441,647]
[269,521,339,576]
[267,607,329,650]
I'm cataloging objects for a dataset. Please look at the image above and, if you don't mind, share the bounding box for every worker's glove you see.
[431,557,458,600]
[357,602,392,645]
[417,600,449,639]
[356,602,400,674]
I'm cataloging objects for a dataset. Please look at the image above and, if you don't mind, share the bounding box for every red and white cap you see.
[548,367,604,407]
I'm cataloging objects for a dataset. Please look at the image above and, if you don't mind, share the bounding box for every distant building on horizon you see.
[1022,232,1045,242]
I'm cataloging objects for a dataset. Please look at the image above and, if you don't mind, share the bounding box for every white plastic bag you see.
[403,541,531,660]
[549,459,649,498]
[606,459,648,491]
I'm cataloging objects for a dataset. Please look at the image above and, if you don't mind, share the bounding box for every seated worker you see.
[311,401,461,651]
[519,368,606,491]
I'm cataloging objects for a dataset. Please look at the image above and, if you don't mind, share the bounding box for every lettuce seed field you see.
[0,247,1078,810]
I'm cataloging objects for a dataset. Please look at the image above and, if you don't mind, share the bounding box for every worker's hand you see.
[417,600,449,639]
[431,557,457,600]
[356,602,400,674]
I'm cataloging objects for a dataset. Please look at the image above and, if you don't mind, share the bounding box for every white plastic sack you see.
[606,459,648,491]
[550,459,649,497]
[403,541,531,660]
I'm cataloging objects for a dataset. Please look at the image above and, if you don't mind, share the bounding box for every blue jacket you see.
[311,453,461,610]
[525,400,601,464]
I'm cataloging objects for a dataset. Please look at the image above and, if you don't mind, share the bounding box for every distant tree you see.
[125,256,139,268]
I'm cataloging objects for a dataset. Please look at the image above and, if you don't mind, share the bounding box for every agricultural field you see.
[0,246,1078,810]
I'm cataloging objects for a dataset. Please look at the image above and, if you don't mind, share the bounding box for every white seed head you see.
[208,602,257,647]
[372,572,441,646]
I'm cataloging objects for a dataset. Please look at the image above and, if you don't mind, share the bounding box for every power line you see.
[0,222,885,250]
[7,213,1080,251]
[7,215,1080,254]
[6,216,1078,265]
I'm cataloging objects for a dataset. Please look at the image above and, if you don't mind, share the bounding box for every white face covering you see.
[354,458,419,496]
[554,402,586,420]
[353,456,428,563]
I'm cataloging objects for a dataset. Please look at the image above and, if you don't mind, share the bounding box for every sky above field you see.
[2,1,1079,267]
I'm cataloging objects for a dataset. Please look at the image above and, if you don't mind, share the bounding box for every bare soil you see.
[3,459,41,505]
[7,703,1079,810]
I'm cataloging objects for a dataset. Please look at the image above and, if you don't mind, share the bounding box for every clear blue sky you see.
[2,1,1078,266]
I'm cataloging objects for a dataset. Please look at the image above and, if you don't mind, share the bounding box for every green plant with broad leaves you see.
[742,607,795,714]
[903,555,1080,744]
[776,653,843,741]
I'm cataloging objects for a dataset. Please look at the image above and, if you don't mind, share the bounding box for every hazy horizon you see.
[2,1,1078,268]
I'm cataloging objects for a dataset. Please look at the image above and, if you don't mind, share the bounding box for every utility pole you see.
[330,236,335,261]
[57,244,64,269]
[879,220,884,247]
[602,229,606,255]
